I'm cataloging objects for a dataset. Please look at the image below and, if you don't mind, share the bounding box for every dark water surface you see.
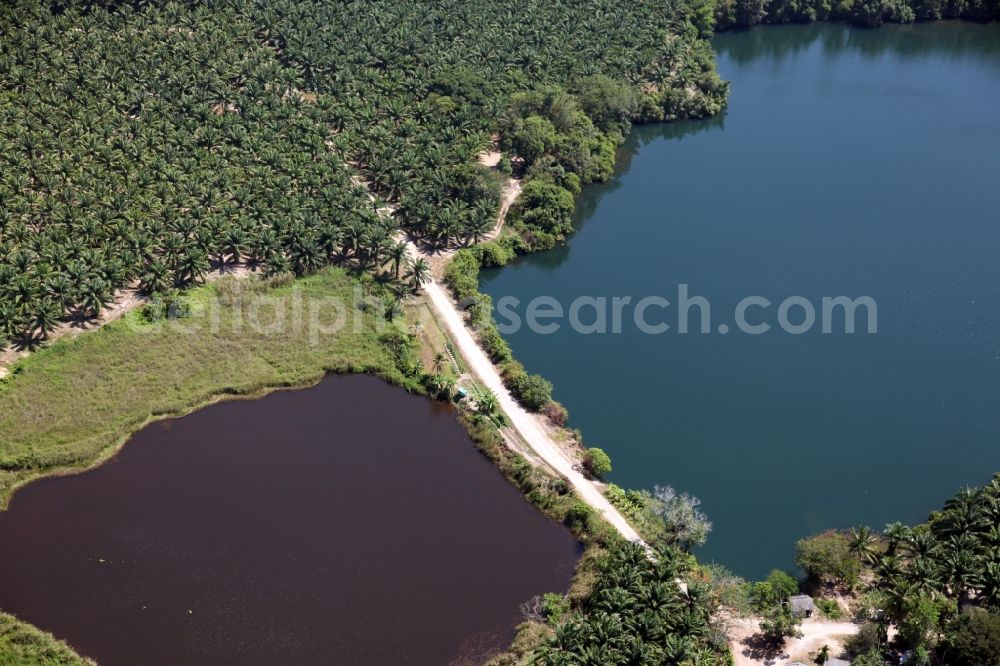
[0,375,579,665]
[481,22,1000,578]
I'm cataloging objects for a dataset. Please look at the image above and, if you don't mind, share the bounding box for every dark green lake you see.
[481,22,1000,579]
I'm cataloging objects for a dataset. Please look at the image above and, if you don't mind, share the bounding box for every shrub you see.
[541,593,570,623]
[940,609,1000,666]
[898,595,947,649]
[514,180,575,236]
[477,238,517,267]
[749,581,776,614]
[443,249,481,300]
[510,372,553,410]
[851,650,885,666]
[465,293,493,328]
[479,324,513,363]
[816,598,843,620]
[542,400,568,426]
[500,358,528,383]
[795,530,861,588]
[603,483,647,519]
[565,502,593,532]
[650,485,712,550]
[759,603,801,640]
[506,115,558,166]
[846,623,883,658]
[141,292,190,322]
[766,569,799,601]
[703,563,753,616]
[583,447,612,478]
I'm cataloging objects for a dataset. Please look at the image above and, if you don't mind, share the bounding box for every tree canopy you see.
[0,0,727,347]
[534,542,728,665]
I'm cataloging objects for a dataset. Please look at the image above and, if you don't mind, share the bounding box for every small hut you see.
[826,659,851,666]
[788,594,815,618]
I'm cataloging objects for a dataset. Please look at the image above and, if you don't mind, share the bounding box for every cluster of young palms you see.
[0,0,724,347]
[848,473,1000,655]
[534,542,726,665]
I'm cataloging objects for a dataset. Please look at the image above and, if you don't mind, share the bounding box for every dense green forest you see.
[0,0,725,347]
[714,0,999,28]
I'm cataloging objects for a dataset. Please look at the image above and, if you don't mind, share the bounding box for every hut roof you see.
[788,594,815,613]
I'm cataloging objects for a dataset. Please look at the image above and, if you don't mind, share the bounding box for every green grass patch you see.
[0,612,92,666]
[0,268,411,506]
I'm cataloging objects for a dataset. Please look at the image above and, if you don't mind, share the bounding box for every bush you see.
[542,400,568,426]
[443,249,481,300]
[541,593,570,623]
[479,324,513,363]
[506,115,558,166]
[766,569,799,601]
[513,179,575,236]
[704,563,753,616]
[510,372,552,411]
[816,598,843,620]
[141,292,191,322]
[749,582,776,614]
[476,238,516,268]
[565,501,593,532]
[795,530,861,587]
[898,595,947,649]
[583,447,612,478]
[748,571,799,614]
[851,650,885,666]
[941,609,1000,666]
[500,358,527,383]
[846,623,883,658]
[759,603,801,640]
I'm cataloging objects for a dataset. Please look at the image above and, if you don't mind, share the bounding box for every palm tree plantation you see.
[0,0,997,664]
[0,0,726,346]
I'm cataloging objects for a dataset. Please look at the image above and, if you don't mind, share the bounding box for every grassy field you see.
[0,613,92,666]
[0,268,412,507]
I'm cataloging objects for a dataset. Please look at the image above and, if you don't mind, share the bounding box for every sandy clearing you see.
[728,615,858,666]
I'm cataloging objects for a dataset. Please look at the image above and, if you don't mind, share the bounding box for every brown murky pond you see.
[0,375,579,665]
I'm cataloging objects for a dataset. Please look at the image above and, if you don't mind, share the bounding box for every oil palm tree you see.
[387,240,410,278]
[406,257,430,291]
[29,299,62,341]
[850,525,880,565]
[139,261,172,295]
